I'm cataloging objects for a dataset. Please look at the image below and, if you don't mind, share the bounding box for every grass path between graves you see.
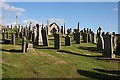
[1,36,120,79]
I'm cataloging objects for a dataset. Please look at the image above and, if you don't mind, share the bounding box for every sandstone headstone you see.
[26,43,34,53]
[112,32,117,50]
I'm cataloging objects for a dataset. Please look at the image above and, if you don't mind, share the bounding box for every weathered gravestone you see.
[19,32,23,39]
[73,29,77,41]
[116,34,120,55]
[112,32,117,50]
[97,36,104,49]
[91,33,97,43]
[88,33,91,42]
[35,24,43,45]
[76,32,81,44]
[65,35,71,46]
[26,43,34,53]
[11,33,15,45]
[54,33,61,49]
[83,32,88,43]
[97,27,104,49]
[103,32,115,58]
[41,27,49,46]
[22,37,26,53]
[2,32,5,39]
[6,32,9,39]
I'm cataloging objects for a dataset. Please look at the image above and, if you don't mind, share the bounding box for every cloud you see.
[0,1,25,25]
[113,8,118,11]
[0,1,25,14]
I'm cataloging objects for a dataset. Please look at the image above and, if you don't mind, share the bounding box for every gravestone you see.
[28,31,32,41]
[54,33,61,49]
[11,33,15,45]
[88,33,91,42]
[41,27,49,46]
[65,35,71,46]
[2,32,5,39]
[83,32,88,43]
[32,32,35,44]
[97,36,104,49]
[73,29,77,41]
[64,23,66,34]
[6,32,9,39]
[116,34,120,55]
[22,37,26,53]
[19,32,23,39]
[61,26,64,34]
[91,33,97,43]
[26,43,34,53]
[103,32,115,58]
[112,32,116,50]
[97,27,104,49]
[35,24,43,45]
[76,32,81,44]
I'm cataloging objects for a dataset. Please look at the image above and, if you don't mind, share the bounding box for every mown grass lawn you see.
[1,33,120,79]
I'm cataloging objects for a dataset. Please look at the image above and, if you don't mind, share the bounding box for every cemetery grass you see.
[1,36,120,79]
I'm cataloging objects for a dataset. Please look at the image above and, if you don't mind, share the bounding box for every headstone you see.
[54,33,61,49]
[91,33,97,43]
[61,26,64,34]
[112,32,117,50]
[97,36,104,49]
[64,23,66,34]
[41,27,49,46]
[116,34,120,55]
[88,33,91,42]
[22,37,26,53]
[32,32,35,44]
[26,43,34,53]
[76,32,81,44]
[35,24,43,45]
[103,32,115,58]
[19,32,23,39]
[2,32,5,39]
[6,32,9,39]
[65,35,71,46]
[83,32,88,43]
[97,27,104,49]
[11,33,15,45]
